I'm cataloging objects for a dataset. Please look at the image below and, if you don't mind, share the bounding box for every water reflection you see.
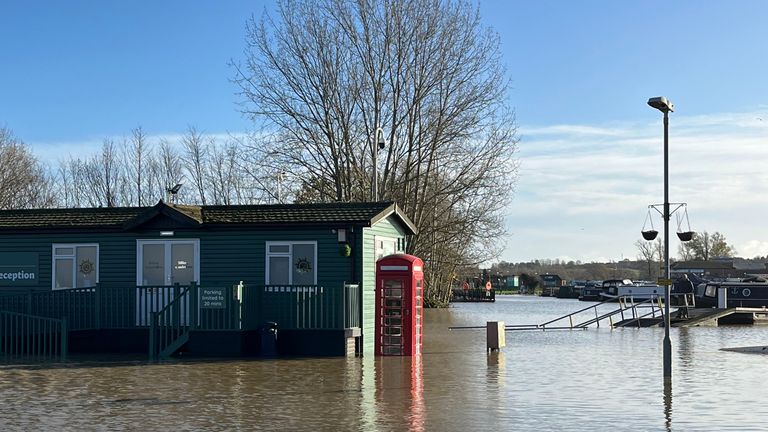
[664,379,673,432]
[373,355,425,431]
[1,297,768,430]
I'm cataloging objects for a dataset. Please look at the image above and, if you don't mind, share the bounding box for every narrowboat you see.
[694,279,768,308]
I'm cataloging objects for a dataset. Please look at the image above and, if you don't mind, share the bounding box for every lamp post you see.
[648,96,674,383]
[371,127,386,201]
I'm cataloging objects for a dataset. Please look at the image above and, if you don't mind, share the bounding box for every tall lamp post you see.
[648,96,674,382]
[371,127,386,201]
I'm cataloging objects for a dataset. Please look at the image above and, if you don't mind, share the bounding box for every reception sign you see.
[0,252,39,286]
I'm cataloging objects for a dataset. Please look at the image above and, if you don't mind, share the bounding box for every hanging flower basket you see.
[642,230,659,241]
[677,231,694,242]
[339,243,352,257]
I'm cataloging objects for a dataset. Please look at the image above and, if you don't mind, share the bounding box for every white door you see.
[136,240,199,325]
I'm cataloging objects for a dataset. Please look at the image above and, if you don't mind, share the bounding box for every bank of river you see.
[1,295,766,430]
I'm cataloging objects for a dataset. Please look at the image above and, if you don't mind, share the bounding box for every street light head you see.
[376,128,387,150]
[647,96,674,113]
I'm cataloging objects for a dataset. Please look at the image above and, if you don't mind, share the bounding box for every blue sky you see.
[2,1,767,263]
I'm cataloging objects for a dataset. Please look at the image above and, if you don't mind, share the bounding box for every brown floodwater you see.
[1,296,767,431]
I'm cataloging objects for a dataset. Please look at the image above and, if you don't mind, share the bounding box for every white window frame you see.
[51,243,100,290]
[265,241,318,285]
[136,239,200,286]
[374,235,400,262]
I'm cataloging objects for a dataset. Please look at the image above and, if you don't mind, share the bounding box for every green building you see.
[0,200,416,359]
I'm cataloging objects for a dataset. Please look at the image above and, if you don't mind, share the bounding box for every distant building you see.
[671,260,740,279]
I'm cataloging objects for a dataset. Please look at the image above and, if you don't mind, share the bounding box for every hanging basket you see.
[675,207,694,242]
[339,243,352,257]
[641,209,657,241]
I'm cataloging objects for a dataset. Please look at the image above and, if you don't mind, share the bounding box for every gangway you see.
[449,296,667,332]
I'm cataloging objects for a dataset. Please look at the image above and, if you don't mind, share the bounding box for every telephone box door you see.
[375,254,424,356]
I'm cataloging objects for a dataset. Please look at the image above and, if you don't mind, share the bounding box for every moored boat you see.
[694,278,768,308]
[599,279,663,302]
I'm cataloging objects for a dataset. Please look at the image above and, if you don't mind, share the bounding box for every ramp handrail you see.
[574,296,660,328]
[149,284,192,360]
[538,298,616,328]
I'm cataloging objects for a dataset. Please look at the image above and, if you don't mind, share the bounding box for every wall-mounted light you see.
[160,231,174,237]
[337,229,347,243]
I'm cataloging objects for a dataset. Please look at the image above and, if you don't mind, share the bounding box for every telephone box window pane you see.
[385,317,402,326]
[385,288,402,297]
[269,256,290,285]
[55,258,74,289]
[384,280,402,289]
[385,299,402,307]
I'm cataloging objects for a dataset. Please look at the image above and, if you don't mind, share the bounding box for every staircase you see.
[149,286,192,360]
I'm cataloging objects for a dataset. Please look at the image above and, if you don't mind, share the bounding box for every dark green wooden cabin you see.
[0,201,416,359]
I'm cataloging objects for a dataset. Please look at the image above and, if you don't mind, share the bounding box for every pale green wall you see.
[360,217,408,355]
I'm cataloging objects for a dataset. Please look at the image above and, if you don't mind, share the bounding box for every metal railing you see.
[497,296,665,331]
[0,311,67,360]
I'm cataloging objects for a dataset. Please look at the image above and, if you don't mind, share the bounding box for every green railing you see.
[0,311,67,360]
[0,288,96,330]
[1,282,362,358]
[252,283,360,330]
[149,285,192,360]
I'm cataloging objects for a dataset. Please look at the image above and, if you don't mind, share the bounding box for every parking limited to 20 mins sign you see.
[201,287,226,309]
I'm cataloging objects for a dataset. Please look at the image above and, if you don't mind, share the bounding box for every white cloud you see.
[503,108,768,263]
[739,240,768,259]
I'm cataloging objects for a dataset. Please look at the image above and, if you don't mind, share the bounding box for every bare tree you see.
[234,0,518,306]
[125,126,151,206]
[0,127,54,209]
[158,139,185,203]
[181,126,210,205]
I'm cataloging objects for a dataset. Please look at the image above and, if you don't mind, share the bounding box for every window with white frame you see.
[52,244,99,289]
[266,242,316,285]
[374,236,399,262]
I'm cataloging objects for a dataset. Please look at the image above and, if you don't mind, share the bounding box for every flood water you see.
[1,295,767,431]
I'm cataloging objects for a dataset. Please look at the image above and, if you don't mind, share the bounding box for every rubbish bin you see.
[259,321,278,356]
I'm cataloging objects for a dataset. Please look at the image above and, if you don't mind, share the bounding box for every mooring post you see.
[486,321,505,351]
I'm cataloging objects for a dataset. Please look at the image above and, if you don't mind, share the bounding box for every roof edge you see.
[370,202,418,235]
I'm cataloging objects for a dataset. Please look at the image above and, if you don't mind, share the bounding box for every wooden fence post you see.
[60,317,68,361]
[95,283,101,329]
[149,312,156,361]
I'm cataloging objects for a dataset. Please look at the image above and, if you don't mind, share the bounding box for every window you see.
[266,242,317,285]
[52,244,99,289]
[374,236,399,262]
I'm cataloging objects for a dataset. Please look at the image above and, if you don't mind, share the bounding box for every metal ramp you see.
[505,296,666,331]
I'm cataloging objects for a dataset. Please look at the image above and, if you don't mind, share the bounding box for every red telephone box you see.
[375,254,424,356]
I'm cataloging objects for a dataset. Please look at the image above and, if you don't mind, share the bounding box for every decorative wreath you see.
[79,259,95,275]
[295,258,313,273]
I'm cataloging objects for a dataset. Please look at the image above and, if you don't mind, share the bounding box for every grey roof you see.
[0,201,418,234]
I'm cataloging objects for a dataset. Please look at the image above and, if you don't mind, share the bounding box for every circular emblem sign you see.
[79,259,95,275]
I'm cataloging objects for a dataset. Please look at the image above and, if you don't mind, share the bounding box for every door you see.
[380,277,407,355]
[136,240,199,326]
